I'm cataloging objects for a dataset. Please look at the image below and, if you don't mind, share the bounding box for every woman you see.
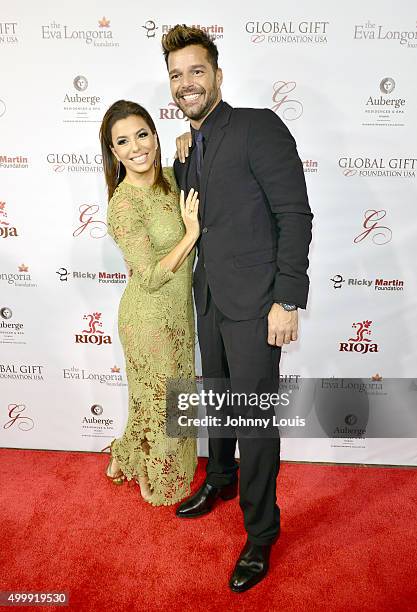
[99,100,199,506]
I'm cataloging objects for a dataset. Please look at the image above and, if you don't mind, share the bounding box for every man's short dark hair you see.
[162,24,219,70]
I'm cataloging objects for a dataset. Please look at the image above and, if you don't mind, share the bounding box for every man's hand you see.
[175,132,192,163]
[267,303,298,347]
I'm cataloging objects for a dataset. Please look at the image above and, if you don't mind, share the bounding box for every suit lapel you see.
[200,102,233,220]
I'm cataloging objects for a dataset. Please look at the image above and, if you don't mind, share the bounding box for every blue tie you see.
[194,130,204,182]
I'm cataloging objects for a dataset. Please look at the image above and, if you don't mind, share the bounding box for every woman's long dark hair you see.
[99,100,170,201]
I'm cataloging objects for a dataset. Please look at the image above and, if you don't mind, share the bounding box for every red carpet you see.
[0,449,416,612]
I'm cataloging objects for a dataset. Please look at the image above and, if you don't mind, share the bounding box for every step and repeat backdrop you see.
[1,1,416,464]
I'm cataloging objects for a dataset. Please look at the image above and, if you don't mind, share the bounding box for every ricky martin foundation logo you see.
[3,403,34,431]
[41,17,118,47]
[339,320,379,355]
[73,204,107,239]
[0,22,18,44]
[331,274,404,292]
[0,154,29,169]
[56,266,126,284]
[75,312,112,346]
[143,20,223,40]
[339,156,416,179]
[362,77,407,127]
[330,274,345,289]
[142,20,159,38]
[303,159,319,174]
[353,20,417,49]
[246,20,329,44]
[0,264,36,288]
[0,201,18,238]
[47,152,103,173]
[63,75,104,124]
[271,81,303,121]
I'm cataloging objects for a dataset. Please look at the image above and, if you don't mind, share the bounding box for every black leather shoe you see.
[229,539,272,593]
[176,480,238,518]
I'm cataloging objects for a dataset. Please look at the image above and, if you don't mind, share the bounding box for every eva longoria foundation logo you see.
[339,320,379,354]
[0,264,36,288]
[246,20,329,44]
[41,17,118,47]
[75,312,112,346]
[353,20,417,49]
[63,365,125,387]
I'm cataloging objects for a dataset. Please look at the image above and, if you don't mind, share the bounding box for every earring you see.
[116,160,120,181]
[154,158,157,168]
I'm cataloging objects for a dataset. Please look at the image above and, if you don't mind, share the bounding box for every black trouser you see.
[197,290,281,545]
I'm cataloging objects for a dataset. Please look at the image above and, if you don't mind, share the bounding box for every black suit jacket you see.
[174,102,313,321]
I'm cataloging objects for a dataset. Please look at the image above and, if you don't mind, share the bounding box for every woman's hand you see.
[175,132,192,163]
[180,188,200,240]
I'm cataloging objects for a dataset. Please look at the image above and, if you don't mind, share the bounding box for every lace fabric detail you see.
[107,169,197,505]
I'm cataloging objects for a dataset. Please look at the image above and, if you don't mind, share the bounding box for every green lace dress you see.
[107,168,197,506]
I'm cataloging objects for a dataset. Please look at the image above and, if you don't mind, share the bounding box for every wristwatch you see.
[279,303,298,311]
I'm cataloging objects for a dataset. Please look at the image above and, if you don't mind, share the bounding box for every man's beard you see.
[177,83,219,121]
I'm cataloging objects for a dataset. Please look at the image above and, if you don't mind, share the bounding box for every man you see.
[162,25,313,592]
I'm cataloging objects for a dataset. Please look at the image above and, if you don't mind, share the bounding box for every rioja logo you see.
[75,312,112,345]
[339,320,379,354]
[0,201,18,238]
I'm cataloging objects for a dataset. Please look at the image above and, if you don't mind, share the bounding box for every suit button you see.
[203,263,206,268]
[202,227,208,233]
